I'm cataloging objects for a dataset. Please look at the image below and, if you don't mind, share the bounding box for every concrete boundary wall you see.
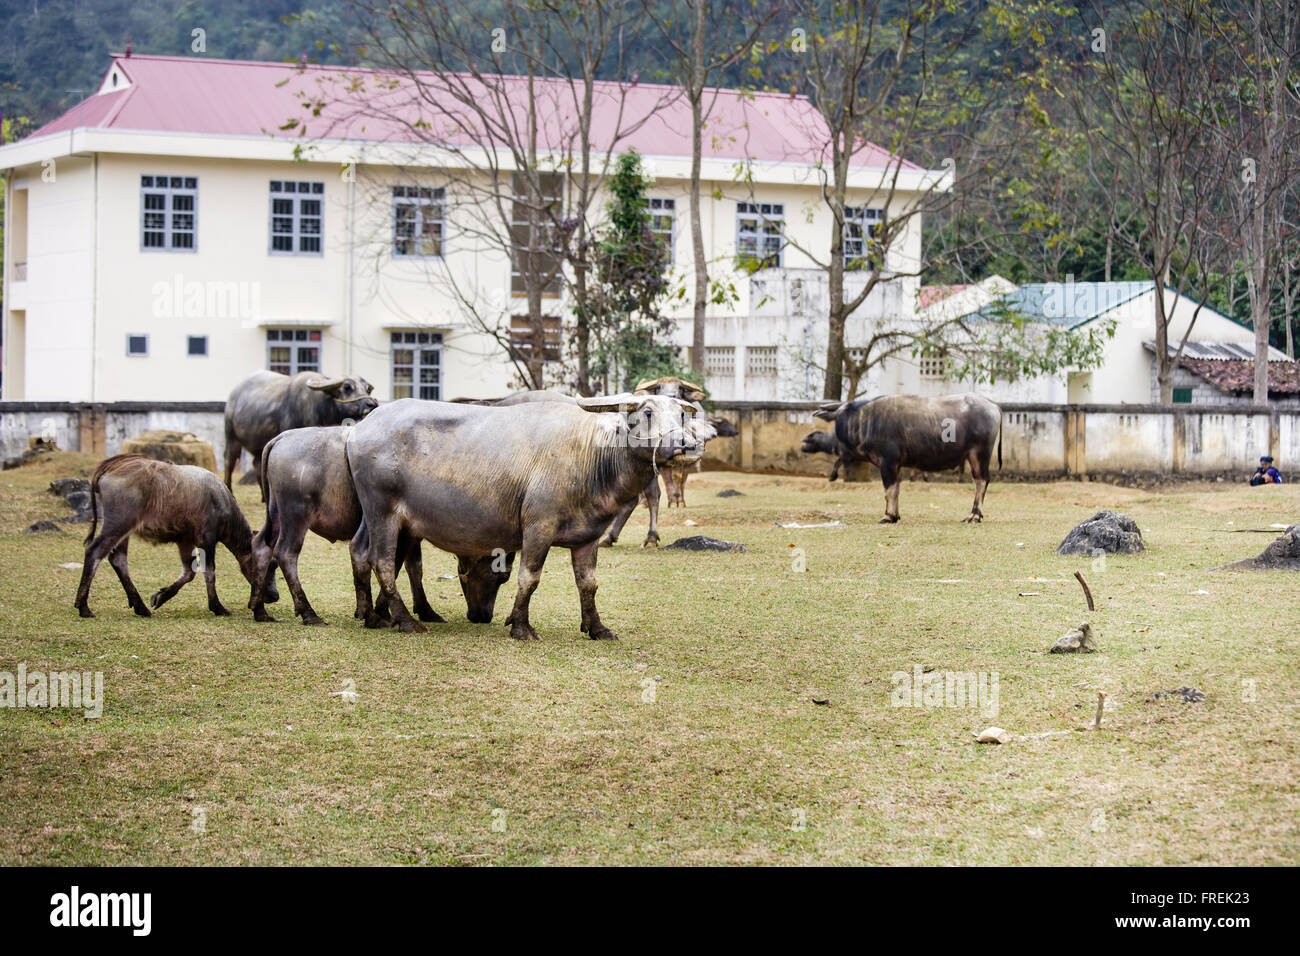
[1,400,1294,479]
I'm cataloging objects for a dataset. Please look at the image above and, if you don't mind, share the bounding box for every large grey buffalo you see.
[811,393,1002,523]
[223,370,378,491]
[346,395,715,639]
[249,426,514,626]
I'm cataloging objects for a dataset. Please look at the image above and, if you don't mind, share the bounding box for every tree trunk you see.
[688,1,708,375]
[822,151,849,400]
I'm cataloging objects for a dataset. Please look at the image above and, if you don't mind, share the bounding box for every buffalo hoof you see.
[363,611,390,629]
[414,606,446,623]
[210,604,231,617]
[879,515,900,524]
[641,534,660,549]
[599,537,617,548]
[253,609,277,623]
[962,513,983,524]
[149,590,168,609]
[397,618,428,634]
[509,622,541,642]
[132,604,152,618]
[301,614,327,626]
[587,625,619,641]
[76,606,95,619]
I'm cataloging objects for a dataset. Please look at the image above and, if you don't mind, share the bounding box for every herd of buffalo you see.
[72,369,1002,640]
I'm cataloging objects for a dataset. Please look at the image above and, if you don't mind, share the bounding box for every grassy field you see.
[0,450,1297,865]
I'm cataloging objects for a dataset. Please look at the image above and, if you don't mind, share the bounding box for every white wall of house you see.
[3,142,931,403]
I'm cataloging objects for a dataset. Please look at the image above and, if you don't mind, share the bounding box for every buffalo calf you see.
[74,455,273,619]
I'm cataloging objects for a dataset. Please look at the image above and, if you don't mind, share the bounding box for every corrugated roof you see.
[24,54,919,171]
[967,281,1154,329]
[1142,340,1300,393]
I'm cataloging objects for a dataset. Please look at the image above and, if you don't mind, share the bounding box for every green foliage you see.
[580,151,689,391]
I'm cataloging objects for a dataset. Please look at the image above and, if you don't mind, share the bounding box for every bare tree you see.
[638,0,775,376]
[296,0,668,390]
[1067,0,1230,403]
[1212,0,1300,400]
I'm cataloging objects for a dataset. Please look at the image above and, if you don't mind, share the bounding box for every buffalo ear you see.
[307,377,347,392]
[576,394,643,413]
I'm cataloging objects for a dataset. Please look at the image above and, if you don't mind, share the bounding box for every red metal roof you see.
[27,54,919,171]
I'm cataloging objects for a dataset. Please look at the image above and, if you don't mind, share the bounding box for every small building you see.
[1144,341,1300,407]
[914,280,1283,405]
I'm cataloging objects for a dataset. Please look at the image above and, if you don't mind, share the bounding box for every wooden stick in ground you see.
[1092,691,1106,730]
[1073,571,1095,611]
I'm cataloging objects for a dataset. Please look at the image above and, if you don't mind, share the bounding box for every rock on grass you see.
[1056,510,1144,555]
[663,535,747,552]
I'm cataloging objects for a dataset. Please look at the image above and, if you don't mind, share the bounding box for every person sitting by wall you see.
[1249,455,1283,486]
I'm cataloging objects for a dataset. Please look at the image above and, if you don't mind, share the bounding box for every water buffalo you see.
[250,426,515,626]
[346,394,714,639]
[223,371,378,492]
[814,393,1001,522]
[75,455,274,619]
[800,427,851,481]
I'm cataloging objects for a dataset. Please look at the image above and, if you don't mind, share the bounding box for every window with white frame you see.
[393,186,445,258]
[391,331,443,400]
[649,197,676,266]
[746,346,778,377]
[141,175,197,251]
[266,328,322,375]
[705,346,736,377]
[736,202,784,269]
[126,334,149,357]
[510,171,563,295]
[843,206,885,270]
[270,180,324,254]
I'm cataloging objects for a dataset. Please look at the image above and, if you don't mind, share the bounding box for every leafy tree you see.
[582,151,690,391]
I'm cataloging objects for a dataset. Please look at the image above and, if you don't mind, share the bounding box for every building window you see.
[705,346,736,377]
[187,335,208,357]
[511,171,563,295]
[391,331,443,400]
[649,197,676,266]
[126,334,149,357]
[736,202,784,270]
[919,354,950,381]
[1172,387,1194,404]
[269,180,324,255]
[746,346,778,377]
[140,175,197,251]
[508,315,563,363]
[266,328,321,375]
[393,186,445,258]
[844,206,885,270]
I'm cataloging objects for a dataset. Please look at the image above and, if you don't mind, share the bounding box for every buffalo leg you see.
[641,476,661,548]
[599,496,638,548]
[879,459,901,523]
[369,518,424,634]
[404,540,445,624]
[963,447,990,523]
[249,528,278,622]
[273,520,324,625]
[200,543,230,617]
[222,433,241,490]
[572,540,616,641]
[349,522,385,627]
[505,528,552,642]
[75,508,139,617]
[106,539,152,618]
[151,542,198,609]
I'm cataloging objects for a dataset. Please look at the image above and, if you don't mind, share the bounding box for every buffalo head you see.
[802,429,838,456]
[578,393,717,465]
[458,551,515,623]
[309,375,379,418]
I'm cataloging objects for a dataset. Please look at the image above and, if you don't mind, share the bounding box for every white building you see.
[1,53,945,403]
[908,280,1291,405]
